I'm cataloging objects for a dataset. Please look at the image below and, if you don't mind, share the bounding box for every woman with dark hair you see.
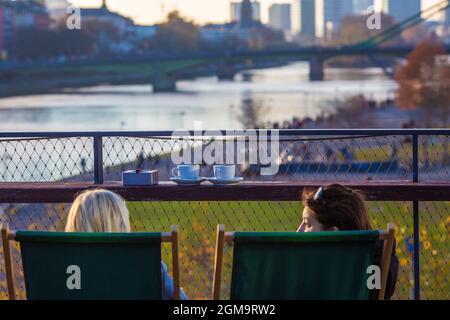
[298,184,399,300]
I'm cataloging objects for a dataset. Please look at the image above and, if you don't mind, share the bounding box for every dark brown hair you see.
[302,184,372,231]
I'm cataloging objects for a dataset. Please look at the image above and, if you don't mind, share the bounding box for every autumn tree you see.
[395,40,449,126]
[395,39,450,164]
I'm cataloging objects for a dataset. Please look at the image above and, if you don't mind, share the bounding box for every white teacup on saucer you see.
[172,165,200,180]
[208,165,243,185]
[213,165,235,180]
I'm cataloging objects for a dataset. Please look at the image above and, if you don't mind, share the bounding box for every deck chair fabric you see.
[15,231,163,300]
[229,231,381,300]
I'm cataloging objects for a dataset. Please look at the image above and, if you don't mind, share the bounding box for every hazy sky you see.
[69,0,441,26]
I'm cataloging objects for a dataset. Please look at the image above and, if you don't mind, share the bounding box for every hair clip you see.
[314,186,326,205]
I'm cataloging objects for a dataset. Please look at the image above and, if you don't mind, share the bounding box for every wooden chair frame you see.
[0,224,181,300]
[212,223,395,300]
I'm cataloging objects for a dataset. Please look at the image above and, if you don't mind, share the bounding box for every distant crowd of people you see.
[270,116,315,130]
[267,97,398,130]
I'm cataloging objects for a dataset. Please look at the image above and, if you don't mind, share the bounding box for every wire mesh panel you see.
[419,135,450,181]
[98,134,418,182]
[0,137,93,182]
[0,133,441,184]
[418,202,449,299]
[266,134,413,181]
[102,137,188,181]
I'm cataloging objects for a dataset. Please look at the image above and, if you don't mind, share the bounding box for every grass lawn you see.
[352,142,449,165]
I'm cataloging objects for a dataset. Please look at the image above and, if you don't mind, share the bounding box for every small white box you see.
[122,170,158,186]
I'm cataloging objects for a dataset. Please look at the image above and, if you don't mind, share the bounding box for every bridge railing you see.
[0,129,449,300]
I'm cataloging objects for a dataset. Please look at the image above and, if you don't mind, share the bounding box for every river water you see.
[0,62,396,132]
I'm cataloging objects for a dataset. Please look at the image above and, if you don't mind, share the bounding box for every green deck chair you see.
[212,224,395,300]
[1,224,180,300]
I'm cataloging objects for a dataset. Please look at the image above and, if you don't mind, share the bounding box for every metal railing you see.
[0,129,449,300]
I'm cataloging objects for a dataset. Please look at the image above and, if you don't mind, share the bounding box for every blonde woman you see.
[66,189,188,300]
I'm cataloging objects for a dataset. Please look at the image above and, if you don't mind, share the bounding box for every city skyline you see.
[68,0,442,26]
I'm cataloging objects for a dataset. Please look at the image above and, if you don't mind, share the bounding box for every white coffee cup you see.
[172,165,200,180]
[214,165,235,180]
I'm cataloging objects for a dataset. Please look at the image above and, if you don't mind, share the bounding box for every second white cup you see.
[214,165,235,180]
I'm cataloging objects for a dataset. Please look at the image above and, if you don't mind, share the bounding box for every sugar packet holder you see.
[122,170,158,186]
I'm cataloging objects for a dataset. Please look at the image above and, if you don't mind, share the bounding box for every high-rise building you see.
[291,0,316,38]
[382,0,421,23]
[322,0,354,34]
[291,0,300,33]
[269,3,291,31]
[0,5,15,59]
[240,0,253,28]
[230,1,261,23]
[446,5,450,25]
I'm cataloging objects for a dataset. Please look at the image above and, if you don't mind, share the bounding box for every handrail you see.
[0,181,448,203]
[0,128,449,138]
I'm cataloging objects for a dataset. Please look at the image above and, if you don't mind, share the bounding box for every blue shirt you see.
[161,261,188,300]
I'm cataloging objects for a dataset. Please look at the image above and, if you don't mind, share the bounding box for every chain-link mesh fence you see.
[0,137,93,182]
[0,131,448,300]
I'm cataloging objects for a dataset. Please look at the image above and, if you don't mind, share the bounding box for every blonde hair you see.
[65,189,131,233]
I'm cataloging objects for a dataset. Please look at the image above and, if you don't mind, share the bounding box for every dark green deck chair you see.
[1,224,180,300]
[212,224,395,300]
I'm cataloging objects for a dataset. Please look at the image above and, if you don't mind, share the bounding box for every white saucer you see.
[207,177,244,185]
[170,177,207,185]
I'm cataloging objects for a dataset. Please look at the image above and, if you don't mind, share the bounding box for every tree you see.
[15,27,93,60]
[152,11,200,53]
[336,13,397,46]
[237,96,268,129]
[325,95,376,128]
[247,25,286,49]
[395,40,448,126]
[395,40,450,164]
[81,20,121,55]
[327,13,397,67]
